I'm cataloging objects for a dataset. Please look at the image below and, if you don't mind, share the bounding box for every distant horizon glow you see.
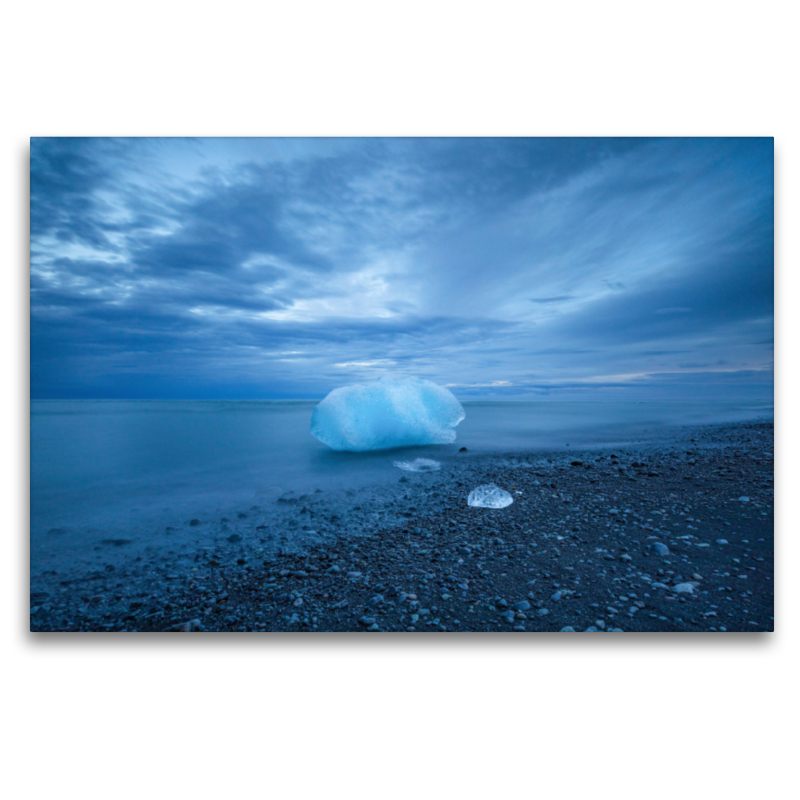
[30,137,773,402]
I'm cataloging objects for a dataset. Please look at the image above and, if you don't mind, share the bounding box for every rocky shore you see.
[30,420,774,633]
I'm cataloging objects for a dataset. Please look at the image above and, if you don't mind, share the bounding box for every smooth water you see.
[30,399,772,572]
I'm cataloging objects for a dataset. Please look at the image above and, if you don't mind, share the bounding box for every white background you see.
[2,2,796,798]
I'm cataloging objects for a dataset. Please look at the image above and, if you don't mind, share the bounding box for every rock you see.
[649,543,670,556]
[550,590,562,601]
[326,564,341,573]
[716,539,729,545]
[514,600,531,611]
[560,626,575,632]
[189,519,201,526]
[620,554,633,562]
[358,616,376,626]
[738,496,750,502]
[367,594,384,607]
[500,610,516,623]
[164,618,202,632]
[537,608,549,616]
[673,583,695,594]
[459,447,468,452]
[346,571,362,579]
[227,534,242,543]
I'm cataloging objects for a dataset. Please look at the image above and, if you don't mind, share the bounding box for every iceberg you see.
[467,484,514,508]
[393,458,441,472]
[310,376,465,452]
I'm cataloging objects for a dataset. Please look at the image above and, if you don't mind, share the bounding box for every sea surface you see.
[30,399,772,573]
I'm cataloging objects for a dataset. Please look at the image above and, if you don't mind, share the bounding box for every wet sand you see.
[30,419,774,633]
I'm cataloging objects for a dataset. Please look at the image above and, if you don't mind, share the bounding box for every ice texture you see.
[467,484,514,508]
[310,376,465,452]
[393,458,441,472]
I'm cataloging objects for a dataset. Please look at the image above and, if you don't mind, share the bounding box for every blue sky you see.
[30,137,773,400]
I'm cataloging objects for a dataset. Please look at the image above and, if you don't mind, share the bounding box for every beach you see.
[30,419,773,633]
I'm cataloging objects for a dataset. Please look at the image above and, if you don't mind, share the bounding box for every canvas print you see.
[30,137,774,633]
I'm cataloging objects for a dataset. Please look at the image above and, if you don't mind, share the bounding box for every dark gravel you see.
[30,420,774,633]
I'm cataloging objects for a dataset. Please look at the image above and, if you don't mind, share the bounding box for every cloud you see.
[30,137,773,400]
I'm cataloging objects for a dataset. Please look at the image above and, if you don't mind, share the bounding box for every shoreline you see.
[30,419,774,632]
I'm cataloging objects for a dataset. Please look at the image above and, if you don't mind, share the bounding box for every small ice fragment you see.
[393,458,441,473]
[467,484,514,508]
[310,375,465,452]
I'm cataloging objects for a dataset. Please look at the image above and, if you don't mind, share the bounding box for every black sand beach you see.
[30,419,774,633]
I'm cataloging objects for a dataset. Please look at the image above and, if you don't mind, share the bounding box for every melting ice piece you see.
[311,376,465,452]
[393,458,441,473]
[468,484,514,508]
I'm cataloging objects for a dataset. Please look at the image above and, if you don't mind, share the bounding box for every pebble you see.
[551,590,562,601]
[716,539,729,545]
[673,583,695,594]
[560,626,575,632]
[500,610,516,623]
[358,616,376,626]
[649,543,670,556]
[514,600,531,611]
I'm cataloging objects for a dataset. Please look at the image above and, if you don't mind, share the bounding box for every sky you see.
[30,137,773,401]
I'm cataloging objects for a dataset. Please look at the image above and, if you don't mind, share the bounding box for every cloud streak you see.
[30,137,773,400]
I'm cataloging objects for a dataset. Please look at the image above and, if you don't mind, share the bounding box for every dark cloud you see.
[30,137,773,399]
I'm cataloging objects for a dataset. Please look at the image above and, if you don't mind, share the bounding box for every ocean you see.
[30,398,772,574]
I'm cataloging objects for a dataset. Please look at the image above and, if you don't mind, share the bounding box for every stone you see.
[649,543,670,556]
[560,626,575,632]
[514,600,531,611]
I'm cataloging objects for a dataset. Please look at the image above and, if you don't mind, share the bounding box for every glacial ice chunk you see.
[393,458,441,472]
[310,376,465,452]
[467,484,514,508]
